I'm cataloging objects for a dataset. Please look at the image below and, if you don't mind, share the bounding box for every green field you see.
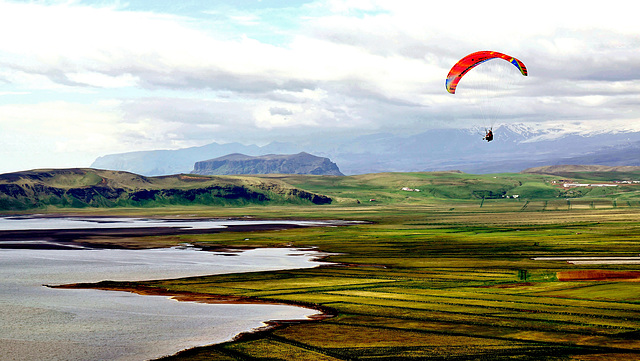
[116,202,639,361]
[4,169,640,211]
[9,170,640,360]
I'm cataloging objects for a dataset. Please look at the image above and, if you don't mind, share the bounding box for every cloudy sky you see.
[0,0,639,173]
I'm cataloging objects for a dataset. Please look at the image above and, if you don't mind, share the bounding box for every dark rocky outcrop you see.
[191,152,344,176]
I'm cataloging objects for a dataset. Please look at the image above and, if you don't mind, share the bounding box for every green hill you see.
[0,168,332,210]
[2,167,640,211]
[268,170,640,203]
[522,165,640,181]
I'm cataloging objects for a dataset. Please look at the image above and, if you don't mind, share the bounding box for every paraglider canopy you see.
[445,51,527,94]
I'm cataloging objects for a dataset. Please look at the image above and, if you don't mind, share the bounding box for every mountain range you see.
[91,124,640,176]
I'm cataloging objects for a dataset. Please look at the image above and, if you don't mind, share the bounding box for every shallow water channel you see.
[0,217,336,361]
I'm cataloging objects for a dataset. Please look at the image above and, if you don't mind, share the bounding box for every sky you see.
[0,0,639,173]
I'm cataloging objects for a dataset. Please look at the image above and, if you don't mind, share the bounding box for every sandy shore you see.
[52,281,336,318]
[50,281,338,358]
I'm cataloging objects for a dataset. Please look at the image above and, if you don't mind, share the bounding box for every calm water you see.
[0,216,332,231]
[0,217,334,361]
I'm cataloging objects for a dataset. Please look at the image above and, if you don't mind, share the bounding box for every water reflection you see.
[0,217,333,361]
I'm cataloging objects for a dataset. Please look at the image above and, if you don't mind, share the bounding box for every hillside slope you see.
[3,167,640,211]
[0,168,332,210]
[522,165,640,174]
[269,170,640,203]
[522,165,640,181]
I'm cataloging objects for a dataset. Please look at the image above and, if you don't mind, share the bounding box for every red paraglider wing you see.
[445,51,527,94]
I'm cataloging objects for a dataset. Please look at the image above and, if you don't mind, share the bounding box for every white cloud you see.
[0,100,121,171]
[0,91,30,96]
[66,72,139,88]
[1,0,640,172]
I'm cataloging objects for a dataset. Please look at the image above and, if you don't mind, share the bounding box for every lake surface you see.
[0,216,332,231]
[0,217,336,361]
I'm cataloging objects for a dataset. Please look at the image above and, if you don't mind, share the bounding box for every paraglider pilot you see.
[483,129,493,142]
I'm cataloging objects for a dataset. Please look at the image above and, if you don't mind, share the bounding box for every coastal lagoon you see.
[0,217,336,361]
[0,216,333,232]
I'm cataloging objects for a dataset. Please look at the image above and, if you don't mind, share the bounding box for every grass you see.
[10,170,640,360]
[54,201,638,360]
[5,169,640,211]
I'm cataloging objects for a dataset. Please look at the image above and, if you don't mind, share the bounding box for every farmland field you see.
[16,171,640,360]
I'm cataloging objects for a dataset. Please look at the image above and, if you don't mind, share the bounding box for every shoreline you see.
[0,223,308,250]
[3,215,350,359]
[0,216,360,250]
[50,281,339,359]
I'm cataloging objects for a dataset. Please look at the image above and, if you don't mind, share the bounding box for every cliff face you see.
[191,152,344,176]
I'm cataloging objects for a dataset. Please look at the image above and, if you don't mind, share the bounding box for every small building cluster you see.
[401,187,421,192]
[551,179,639,188]
[563,183,618,188]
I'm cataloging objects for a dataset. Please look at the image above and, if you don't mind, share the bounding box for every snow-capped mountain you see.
[91,124,640,175]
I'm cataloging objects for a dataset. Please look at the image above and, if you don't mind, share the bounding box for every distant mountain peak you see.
[191,152,344,176]
[216,153,254,161]
[91,123,640,176]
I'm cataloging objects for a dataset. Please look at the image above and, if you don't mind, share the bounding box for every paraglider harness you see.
[483,128,493,142]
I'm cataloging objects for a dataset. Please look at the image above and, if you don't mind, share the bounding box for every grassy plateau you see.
[6,169,640,360]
